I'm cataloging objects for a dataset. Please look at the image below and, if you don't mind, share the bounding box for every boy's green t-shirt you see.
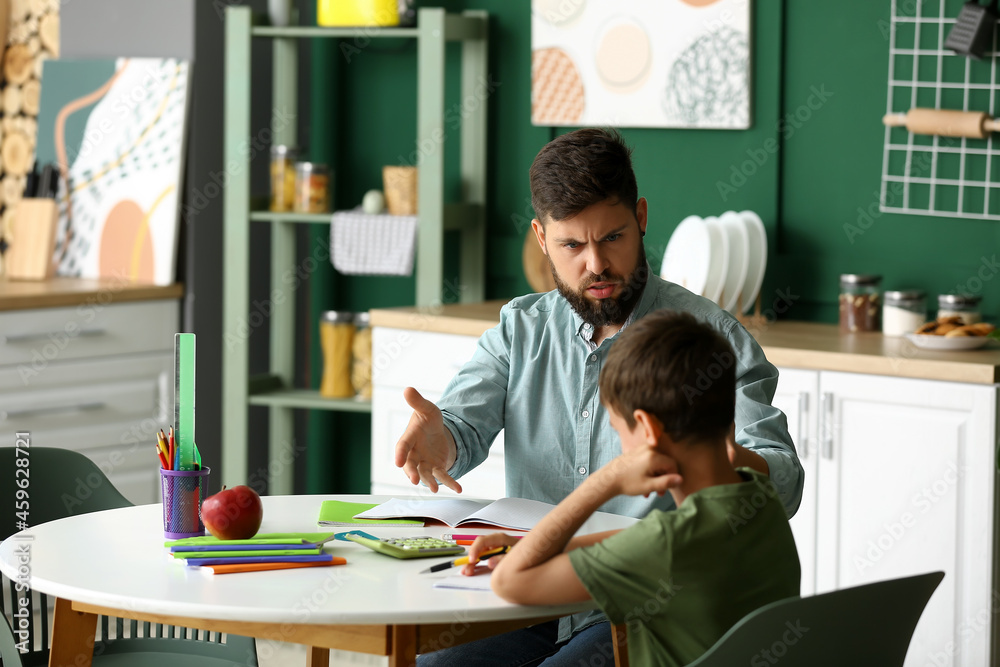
[568,468,801,667]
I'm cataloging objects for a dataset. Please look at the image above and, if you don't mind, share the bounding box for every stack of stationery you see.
[166,532,346,574]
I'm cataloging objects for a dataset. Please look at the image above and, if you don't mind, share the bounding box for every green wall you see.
[302,0,1000,492]
[309,0,1000,323]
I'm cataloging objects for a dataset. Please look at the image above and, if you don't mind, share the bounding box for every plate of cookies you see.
[906,317,996,350]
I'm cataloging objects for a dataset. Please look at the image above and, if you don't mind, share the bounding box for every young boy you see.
[462,310,801,666]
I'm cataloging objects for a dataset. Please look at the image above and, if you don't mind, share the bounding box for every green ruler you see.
[174,333,196,471]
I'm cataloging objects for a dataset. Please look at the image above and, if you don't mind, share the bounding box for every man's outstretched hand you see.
[393,387,462,494]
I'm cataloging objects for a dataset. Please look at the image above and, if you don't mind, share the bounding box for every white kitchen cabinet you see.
[771,367,819,596]
[775,367,997,667]
[371,327,506,499]
[0,299,178,505]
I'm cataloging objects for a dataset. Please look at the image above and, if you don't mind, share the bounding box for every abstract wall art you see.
[35,58,190,285]
[531,0,752,129]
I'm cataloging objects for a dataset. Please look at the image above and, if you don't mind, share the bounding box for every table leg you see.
[306,646,330,667]
[49,597,97,667]
[389,624,417,667]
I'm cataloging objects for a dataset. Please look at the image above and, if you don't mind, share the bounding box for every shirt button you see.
[582,410,590,418]
[578,467,587,475]
[584,323,592,330]
[589,354,597,362]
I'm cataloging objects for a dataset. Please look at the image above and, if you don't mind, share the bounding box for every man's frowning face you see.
[532,198,649,328]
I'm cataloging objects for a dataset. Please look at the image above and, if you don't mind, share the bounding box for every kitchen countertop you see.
[0,277,184,311]
[370,300,1000,385]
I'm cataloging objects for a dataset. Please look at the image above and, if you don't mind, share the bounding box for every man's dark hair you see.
[599,310,736,444]
[529,128,638,224]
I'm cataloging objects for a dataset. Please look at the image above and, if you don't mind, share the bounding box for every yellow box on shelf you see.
[317,0,399,27]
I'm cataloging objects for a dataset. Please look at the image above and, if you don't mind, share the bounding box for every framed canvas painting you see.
[531,0,752,129]
[35,58,190,285]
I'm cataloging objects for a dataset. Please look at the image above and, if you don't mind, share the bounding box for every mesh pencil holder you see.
[160,466,210,539]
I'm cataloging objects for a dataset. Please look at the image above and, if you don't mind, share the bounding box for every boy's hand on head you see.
[460,533,521,576]
[601,447,683,498]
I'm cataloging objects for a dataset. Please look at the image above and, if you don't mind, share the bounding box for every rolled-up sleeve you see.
[437,307,512,481]
[726,319,805,518]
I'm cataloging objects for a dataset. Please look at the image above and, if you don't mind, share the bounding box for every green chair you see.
[686,571,944,667]
[0,614,21,667]
[0,447,257,667]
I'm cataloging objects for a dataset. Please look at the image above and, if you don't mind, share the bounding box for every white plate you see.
[718,211,750,313]
[739,210,767,314]
[660,215,711,296]
[905,333,992,351]
[701,216,729,306]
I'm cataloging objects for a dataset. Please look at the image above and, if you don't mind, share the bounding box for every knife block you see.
[6,198,58,280]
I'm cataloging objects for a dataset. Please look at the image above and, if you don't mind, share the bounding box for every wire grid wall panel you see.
[881,0,1000,220]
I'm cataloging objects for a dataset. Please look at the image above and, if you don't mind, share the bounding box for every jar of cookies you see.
[839,274,882,333]
[937,294,982,325]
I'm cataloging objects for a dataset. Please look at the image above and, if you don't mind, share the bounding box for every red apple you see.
[201,485,263,540]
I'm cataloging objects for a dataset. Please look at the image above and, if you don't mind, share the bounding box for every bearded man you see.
[396,128,803,666]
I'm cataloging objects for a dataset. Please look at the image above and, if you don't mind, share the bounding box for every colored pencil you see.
[156,445,168,469]
[169,427,175,470]
[199,557,347,575]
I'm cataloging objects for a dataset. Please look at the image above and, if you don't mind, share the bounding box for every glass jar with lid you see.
[319,311,355,398]
[269,145,297,212]
[937,294,982,324]
[295,162,332,213]
[882,290,926,336]
[839,274,882,333]
[351,312,372,400]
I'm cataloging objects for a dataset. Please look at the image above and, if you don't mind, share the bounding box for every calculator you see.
[344,534,466,559]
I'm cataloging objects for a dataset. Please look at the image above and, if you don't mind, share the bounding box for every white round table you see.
[0,494,636,666]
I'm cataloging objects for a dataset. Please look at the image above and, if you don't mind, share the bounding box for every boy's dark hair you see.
[600,310,736,444]
[529,128,638,224]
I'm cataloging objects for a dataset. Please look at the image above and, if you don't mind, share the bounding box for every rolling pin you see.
[882,108,1000,139]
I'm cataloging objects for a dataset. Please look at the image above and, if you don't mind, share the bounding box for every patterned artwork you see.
[35,58,190,285]
[531,0,752,129]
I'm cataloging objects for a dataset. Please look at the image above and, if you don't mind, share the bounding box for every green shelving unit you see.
[222,7,489,493]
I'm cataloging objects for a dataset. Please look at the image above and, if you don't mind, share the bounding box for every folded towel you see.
[330,210,418,276]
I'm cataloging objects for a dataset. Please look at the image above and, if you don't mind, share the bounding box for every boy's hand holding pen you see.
[460,533,522,576]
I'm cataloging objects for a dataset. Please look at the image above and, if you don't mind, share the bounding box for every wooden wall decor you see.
[0,0,59,274]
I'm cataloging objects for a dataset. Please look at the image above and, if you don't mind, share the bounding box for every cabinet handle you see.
[797,392,809,458]
[821,392,835,460]
[1,328,107,344]
[0,402,105,421]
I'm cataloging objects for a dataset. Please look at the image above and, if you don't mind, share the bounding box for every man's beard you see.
[550,241,649,328]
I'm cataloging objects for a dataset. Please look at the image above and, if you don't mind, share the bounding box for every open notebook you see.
[353,497,556,531]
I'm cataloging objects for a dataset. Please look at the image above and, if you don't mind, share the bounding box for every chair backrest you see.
[0,446,132,541]
[686,571,944,667]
